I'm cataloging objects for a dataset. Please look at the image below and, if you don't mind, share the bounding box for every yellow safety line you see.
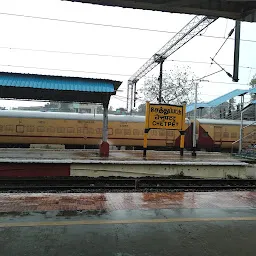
[1,216,256,228]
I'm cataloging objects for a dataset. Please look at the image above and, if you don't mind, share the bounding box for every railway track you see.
[0,177,255,192]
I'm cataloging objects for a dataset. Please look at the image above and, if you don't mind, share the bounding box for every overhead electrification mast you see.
[127,15,218,114]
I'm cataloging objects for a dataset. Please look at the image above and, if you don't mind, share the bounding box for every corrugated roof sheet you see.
[186,103,209,113]
[248,88,256,94]
[206,89,248,107]
[186,89,248,113]
[0,72,116,93]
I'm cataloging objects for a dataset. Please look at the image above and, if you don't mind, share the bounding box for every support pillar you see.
[239,110,243,154]
[100,102,109,157]
[180,130,185,156]
[126,82,129,113]
[130,82,134,115]
[158,61,163,103]
[143,130,149,158]
[233,20,241,82]
[241,95,244,110]
[192,82,198,157]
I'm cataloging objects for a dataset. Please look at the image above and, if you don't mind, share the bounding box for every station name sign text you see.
[146,104,184,130]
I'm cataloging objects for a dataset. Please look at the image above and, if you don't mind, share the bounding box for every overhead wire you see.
[0,12,256,43]
[208,26,236,80]
[0,62,252,87]
[0,63,131,77]
[211,27,235,60]
[0,45,255,70]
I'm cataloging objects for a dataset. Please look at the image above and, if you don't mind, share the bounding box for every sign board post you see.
[143,101,150,158]
[143,102,186,157]
[179,104,186,156]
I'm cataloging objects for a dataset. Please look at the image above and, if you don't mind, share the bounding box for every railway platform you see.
[0,148,254,178]
[0,191,255,256]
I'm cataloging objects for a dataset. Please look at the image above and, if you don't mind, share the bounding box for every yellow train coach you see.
[0,110,254,151]
[0,110,186,149]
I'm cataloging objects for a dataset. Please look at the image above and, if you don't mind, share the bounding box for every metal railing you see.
[231,130,256,155]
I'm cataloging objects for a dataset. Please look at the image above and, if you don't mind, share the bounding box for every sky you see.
[0,0,255,110]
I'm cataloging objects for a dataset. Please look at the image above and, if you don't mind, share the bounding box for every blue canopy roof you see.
[0,72,122,103]
[206,89,248,107]
[248,87,256,94]
[186,103,209,113]
[186,89,248,113]
[0,72,117,93]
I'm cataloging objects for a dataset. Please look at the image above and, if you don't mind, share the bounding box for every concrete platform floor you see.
[0,148,245,163]
[0,149,252,178]
[0,192,256,256]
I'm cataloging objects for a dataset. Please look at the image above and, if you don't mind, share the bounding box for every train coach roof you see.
[0,110,146,122]
[1,111,255,126]
[197,118,256,126]
[0,110,192,123]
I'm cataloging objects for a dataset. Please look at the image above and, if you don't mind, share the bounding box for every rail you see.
[0,177,255,192]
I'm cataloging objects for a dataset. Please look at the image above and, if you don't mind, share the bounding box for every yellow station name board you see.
[146,103,185,130]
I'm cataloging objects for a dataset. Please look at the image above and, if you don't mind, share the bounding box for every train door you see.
[214,126,222,149]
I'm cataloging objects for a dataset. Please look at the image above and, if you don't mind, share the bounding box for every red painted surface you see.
[198,125,214,150]
[100,141,109,157]
[0,164,70,177]
[175,125,193,149]
[0,192,255,212]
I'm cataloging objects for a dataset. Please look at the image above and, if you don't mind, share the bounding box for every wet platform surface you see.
[0,148,246,164]
[0,192,256,255]
[0,191,256,212]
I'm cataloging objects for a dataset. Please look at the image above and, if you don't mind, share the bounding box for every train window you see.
[26,126,35,132]
[166,130,173,136]
[115,129,122,135]
[231,132,237,138]
[5,125,14,132]
[47,127,55,133]
[124,129,131,135]
[223,132,229,138]
[152,130,157,136]
[16,125,24,133]
[133,129,140,135]
[37,126,45,132]
[88,128,94,134]
[67,127,75,133]
[159,130,165,136]
[96,128,102,134]
[77,127,86,133]
[83,109,92,113]
[0,125,3,132]
[108,128,113,135]
[57,127,65,133]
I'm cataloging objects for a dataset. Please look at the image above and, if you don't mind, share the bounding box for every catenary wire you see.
[0,12,256,43]
[0,63,251,86]
[0,45,255,70]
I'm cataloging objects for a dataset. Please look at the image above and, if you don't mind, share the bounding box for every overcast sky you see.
[0,0,255,109]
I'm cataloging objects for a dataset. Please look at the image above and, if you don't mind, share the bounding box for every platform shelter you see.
[0,71,122,156]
